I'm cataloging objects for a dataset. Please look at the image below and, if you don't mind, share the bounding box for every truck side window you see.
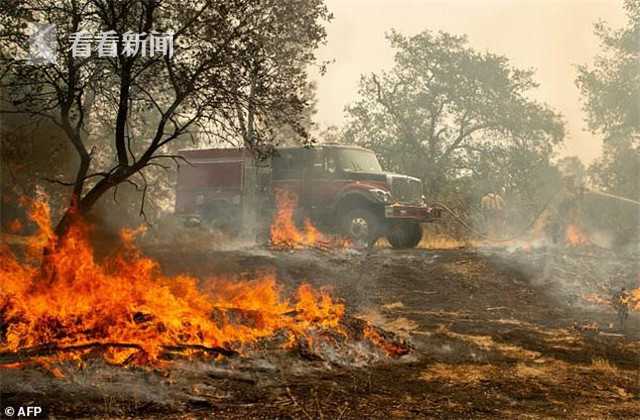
[272,154,287,180]
[272,150,305,180]
[326,155,337,175]
[310,149,324,178]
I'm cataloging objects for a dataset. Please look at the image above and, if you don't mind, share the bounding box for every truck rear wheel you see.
[387,222,422,249]
[341,208,382,248]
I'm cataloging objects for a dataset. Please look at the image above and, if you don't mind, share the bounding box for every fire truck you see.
[175,144,440,248]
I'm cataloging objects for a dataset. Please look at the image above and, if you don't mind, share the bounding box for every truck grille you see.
[391,177,422,204]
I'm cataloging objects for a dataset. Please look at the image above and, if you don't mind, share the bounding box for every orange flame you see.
[565,224,591,246]
[0,199,346,367]
[629,288,640,311]
[270,190,347,249]
[8,219,22,234]
[363,325,410,357]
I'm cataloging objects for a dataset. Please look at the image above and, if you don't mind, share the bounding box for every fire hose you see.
[586,189,640,206]
[433,188,640,243]
[432,197,556,243]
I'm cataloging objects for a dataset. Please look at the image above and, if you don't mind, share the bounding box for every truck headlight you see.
[370,188,392,203]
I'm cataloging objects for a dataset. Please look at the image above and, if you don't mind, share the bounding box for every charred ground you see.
[3,243,638,419]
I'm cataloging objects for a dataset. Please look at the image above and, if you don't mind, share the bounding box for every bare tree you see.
[0,0,331,237]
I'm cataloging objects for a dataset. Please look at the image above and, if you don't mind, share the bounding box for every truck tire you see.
[387,222,422,249]
[340,208,382,248]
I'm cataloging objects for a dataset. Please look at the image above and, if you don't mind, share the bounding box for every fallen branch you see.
[207,367,257,384]
[0,341,237,365]
[598,332,625,338]
[163,343,237,357]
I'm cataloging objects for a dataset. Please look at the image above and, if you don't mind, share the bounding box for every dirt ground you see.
[2,244,640,419]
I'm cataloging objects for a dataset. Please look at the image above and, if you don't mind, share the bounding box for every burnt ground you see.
[2,244,640,419]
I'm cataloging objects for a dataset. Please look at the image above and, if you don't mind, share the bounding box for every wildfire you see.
[583,288,640,319]
[564,223,591,246]
[0,199,348,368]
[628,288,640,311]
[270,190,349,250]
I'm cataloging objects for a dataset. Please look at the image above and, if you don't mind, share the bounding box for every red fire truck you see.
[175,144,440,248]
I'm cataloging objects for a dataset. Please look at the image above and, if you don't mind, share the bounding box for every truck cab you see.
[176,144,439,248]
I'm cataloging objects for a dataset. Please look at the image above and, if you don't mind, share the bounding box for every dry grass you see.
[513,362,549,378]
[511,360,572,383]
[590,358,619,374]
[420,363,496,383]
[356,310,420,338]
[382,302,405,310]
[436,326,542,360]
[419,234,471,249]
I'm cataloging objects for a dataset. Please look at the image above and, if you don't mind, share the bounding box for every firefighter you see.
[612,287,630,329]
[480,191,506,237]
[547,174,584,244]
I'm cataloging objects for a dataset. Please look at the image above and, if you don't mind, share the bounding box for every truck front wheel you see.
[387,222,422,249]
[341,208,382,248]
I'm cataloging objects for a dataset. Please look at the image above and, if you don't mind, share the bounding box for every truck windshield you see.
[337,149,382,173]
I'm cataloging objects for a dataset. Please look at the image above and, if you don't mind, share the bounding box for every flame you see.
[582,293,612,306]
[363,325,410,357]
[565,224,591,246]
[0,199,347,367]
[8,219,22,234]
[583,286,640,312]
[629,288,640,311]
[270,190,349,249]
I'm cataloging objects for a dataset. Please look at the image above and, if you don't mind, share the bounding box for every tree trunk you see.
[53,205,83,239]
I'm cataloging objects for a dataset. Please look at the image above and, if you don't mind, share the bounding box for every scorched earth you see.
[1,218,639,419]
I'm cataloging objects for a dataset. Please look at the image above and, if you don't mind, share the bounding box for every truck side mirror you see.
[311,162,324,175]
[326,157,337,174]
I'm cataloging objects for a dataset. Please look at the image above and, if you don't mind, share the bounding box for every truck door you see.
[309,148,341,220]
[271,148,305,211]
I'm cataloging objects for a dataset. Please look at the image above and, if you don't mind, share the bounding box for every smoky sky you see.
[312,0,626,164]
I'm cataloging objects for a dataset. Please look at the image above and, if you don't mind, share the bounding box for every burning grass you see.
[564,223,591,247]
[270,190,350,250]
[0,199,406,372]
[270,190,324,249]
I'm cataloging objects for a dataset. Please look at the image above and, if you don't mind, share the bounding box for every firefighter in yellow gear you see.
[480,192,506,237]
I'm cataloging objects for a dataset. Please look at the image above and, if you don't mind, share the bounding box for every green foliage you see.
[343,29,565,219]
[576,0,640,141]
[578,0,640,245]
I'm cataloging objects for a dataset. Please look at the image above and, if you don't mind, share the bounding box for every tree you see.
[0,0,331,237]
[577,0,639,244]
[576,0,639,143]
[556,156,586,184]
[0,85,74,223]
[343,30,565,200]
